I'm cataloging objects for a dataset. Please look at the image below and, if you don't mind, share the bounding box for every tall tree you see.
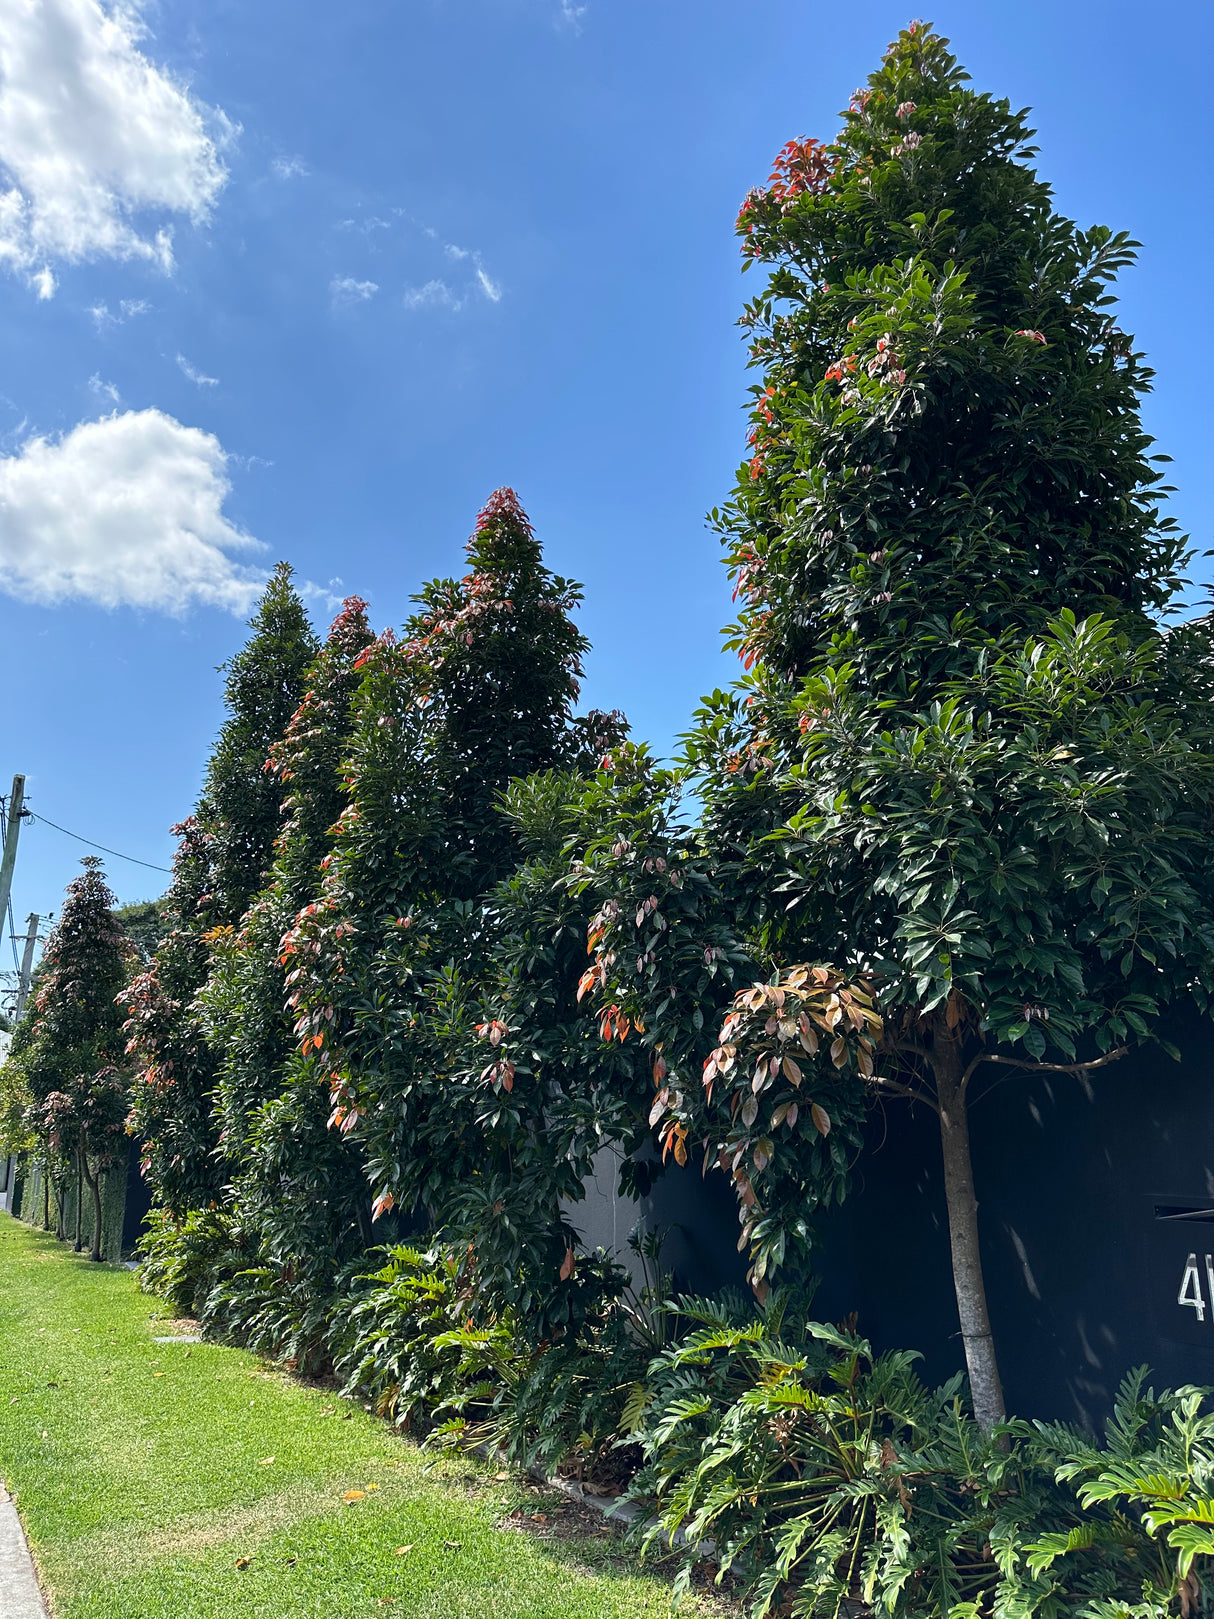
[286,491,627,1323]
[201,598,376,1283]
[126,564,318,1214]
[676,23,1214,1427]
[17,858,133,1261]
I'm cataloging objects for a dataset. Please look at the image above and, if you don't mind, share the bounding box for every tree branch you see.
[962,1045,1129,1097]
[868,1074,940,1113]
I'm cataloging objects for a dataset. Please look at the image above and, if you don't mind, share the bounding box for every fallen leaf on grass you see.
[153,1372,165,1379]
[235,1557,252,1570]
[343,1490,365,1503]
[365,1482,380,1492]
[443,1540,462,1551]
[394,1545,414,1556]
[494,1470,510,1480]
[531,1512,548,1523]
[258,1456,276,1466]
[284,1556,297,1568]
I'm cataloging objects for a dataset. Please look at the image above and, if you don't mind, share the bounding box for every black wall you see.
[632,1005,1214,1430]
[817,1003,1214,1428]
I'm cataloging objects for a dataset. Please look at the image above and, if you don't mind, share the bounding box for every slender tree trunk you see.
[80,1148,104,1263]
[932,1034,1006,1430]
[42,1164,49,1230]
[73,1151,84,1251]
[53,1171,66,1240]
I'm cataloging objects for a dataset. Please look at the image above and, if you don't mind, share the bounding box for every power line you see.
[24,811,172,874]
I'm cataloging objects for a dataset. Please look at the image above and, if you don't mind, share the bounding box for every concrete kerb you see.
[0,1487,48,1619]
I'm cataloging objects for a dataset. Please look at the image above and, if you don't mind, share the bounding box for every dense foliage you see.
[5,858,133,1258]
[124,563,317,1213]
[10,23,1213,1616]
[672,20,1214,1424]
[632,1307,1214,1618]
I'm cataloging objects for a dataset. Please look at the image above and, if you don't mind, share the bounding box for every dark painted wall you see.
[606,1004,1214,1429]
[814,1003,1214,1428]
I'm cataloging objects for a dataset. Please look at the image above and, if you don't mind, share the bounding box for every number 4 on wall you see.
[1178,1253,1214,1322]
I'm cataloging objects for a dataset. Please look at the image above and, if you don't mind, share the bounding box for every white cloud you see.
[337,213,390,235]
[444,241,501,301]
[88,373,120,404]
[557,0,588,31]
[176,353,218,387]
[0,408,265,614]
[89,296,151,329]
[298,578,343,612]
[0,0,231,294]
[475,264,502,302]
[271,155,308,180]
[403,278,464,312]
[411,246,502,309]
[330,274,378,306]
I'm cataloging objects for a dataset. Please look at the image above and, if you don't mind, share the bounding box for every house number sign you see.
[1178,1252,1214,1323]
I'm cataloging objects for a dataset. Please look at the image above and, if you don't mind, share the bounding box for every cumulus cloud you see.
[330,274,378,306]
[0,409,265,614]
[0,0,231,294]
[176,353,218,387]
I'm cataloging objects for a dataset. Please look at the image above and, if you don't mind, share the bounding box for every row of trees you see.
[6,24,1214,1426]
[2,859,132,1260]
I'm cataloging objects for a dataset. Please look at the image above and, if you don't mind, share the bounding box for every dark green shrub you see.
[136,1207,254,1318]
[333,1245,474,1431]
[630,1308,1214,1619]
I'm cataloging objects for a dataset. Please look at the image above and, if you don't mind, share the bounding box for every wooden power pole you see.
[0,774,26,926]
[14,913,40,1020]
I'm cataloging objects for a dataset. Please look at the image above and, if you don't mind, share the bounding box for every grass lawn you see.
[0,1215,718,1618]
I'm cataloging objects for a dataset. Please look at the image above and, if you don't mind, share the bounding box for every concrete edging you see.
[0,1488,48,1619]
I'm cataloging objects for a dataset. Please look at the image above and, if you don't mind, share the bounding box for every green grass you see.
[0,1215,710,1618]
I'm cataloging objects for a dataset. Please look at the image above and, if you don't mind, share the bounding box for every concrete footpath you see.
[0,1489,47,1619]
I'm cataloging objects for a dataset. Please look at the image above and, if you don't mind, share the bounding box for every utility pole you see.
[0,773,26,926]
[14,913,39,1020]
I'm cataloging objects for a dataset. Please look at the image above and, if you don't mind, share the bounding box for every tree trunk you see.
[80,1149,104,1263]
[932,1035,1006,1430]
[73,1151,84,1251]
[42,1165,49,1230]
[53,1172,66,1240]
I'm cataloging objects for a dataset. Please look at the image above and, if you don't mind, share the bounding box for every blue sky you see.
[0,0,1211,984]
